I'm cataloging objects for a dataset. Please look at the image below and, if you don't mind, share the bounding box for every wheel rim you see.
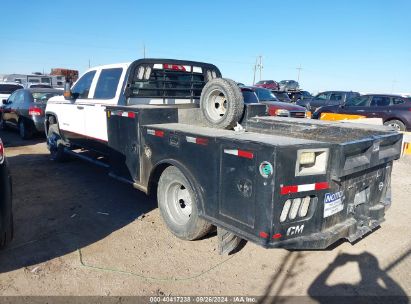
[386,122,401,131]
[164,181,192,225]
[205,89,228,122]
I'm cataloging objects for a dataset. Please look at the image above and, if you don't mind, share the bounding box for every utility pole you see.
[296,64,303,82]
[253,55,264,84]
[143,44,146,58]
[88,59,91,68]
[253,57,258,85]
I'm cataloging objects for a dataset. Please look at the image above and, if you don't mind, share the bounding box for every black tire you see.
[157,166,212,240]
[47,124,67,162]
[18,119,33,139]
[200,78,244,129]
[383,119,406,131]
[0,164,13,250]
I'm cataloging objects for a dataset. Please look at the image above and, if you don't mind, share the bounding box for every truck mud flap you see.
[217,227,243,255]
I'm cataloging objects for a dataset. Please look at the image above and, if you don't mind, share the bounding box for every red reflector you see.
[259,231,269,239]
[196,138,208,145]
[238,150,254,159]
[163,64,186,71]
[128,112,136,118]
[280,185,298,195]
[315,182,329,190]
[155,130,164,137]
[29,107,42,116]
[272,233,282,239]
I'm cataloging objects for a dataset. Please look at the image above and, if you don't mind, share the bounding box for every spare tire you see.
[200,78,244,129]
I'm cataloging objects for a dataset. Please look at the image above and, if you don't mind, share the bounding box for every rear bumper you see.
[267,204,385,250]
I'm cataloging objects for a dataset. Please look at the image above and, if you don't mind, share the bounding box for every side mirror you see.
[63,82,72,100]
[2,99,8,105]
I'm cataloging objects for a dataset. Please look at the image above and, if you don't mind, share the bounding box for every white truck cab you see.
[46,63,131,142]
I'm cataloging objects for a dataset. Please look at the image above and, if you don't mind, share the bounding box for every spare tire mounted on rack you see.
[200,78,244,129]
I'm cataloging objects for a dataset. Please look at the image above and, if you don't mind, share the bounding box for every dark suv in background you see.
[312,94,411,131]
[297,91,360,112]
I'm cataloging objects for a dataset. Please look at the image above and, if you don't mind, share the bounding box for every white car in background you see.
[0,82,23,104]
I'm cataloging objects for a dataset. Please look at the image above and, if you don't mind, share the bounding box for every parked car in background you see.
[0,137,13,249]
[271,91,292,102]
[312,94,411,131]
[242,87,307,118]
[0,88,62,139]
[0,82,24,105]
[287,90,313,103]
[278,80,299,91]
[297,91,360,112]
[254,80,279,90]
[24,83,53,89]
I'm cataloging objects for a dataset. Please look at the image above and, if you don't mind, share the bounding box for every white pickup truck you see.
[45,58,402,254]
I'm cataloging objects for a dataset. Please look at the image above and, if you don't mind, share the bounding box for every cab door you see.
[9,91,24,127]
[57,70,97,143]
[338,95,371,116]
[2,91,18,126]
[83,67,124,143]
[309,92,330,111]
[367,96,391,119]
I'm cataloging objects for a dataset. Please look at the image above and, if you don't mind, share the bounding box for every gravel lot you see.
[0,130,410,299]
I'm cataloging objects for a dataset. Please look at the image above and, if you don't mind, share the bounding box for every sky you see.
[0,0,410,94]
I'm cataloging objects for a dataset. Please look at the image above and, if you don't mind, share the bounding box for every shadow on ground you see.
[258,250,410,304]
[1,129,45,148]
[0,147,156,273]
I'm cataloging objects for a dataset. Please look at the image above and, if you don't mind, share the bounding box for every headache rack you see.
[126,59,222,102]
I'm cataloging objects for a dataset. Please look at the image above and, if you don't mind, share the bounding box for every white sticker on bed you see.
[324,191,344,218]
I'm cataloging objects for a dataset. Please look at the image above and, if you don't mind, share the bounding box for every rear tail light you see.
[0,138,4,164]
[296,148,329,176]
[280,196,314,222]
[29,107,42,116]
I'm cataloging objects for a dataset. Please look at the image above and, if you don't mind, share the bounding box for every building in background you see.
[1,68,79,88]
[50,68,79,84]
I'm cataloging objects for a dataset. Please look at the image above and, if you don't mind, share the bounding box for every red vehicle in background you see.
[254,80,279,90]
[241,87,307,118]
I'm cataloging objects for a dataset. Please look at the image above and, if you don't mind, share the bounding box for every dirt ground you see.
[0,130,410,299]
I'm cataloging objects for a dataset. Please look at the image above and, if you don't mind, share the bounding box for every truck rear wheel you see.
[47,124,67,162]
[157,166,212,240]
[200,78,244,129]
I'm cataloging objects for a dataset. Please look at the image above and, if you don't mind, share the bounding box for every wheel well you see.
[147,163,171,197]
[45,114,58,133]
[384,118,404,124]
[147,161,206,215]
